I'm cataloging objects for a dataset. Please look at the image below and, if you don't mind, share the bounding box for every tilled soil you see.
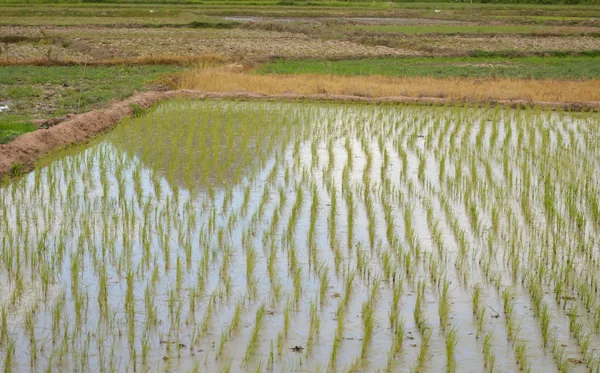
[0,26,416,62]
[3,24,599,63]
[415,34,600,53]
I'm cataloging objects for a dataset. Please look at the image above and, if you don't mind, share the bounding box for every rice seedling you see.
[0,100,598,372]
[439,278,451,331]
[243,305,266,364]
[483,332,496,372]
[415,325,432,372]
[445,326,458,373]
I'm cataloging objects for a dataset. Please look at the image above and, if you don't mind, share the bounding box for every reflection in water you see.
[0,101,599,373]
[108,100,297,193]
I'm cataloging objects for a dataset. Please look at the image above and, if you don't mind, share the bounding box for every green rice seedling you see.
[267,246,277,285]
[417,152,426,183]
[4,337,15,373]
[472,284,481,316]
[283,298,293,337]
[229,298,244,336]
[277,330,284,356]
[307,300,321,354]
[220,358,233,373]
[29,335,38,369]
[476,306,486,335]
[392,316,405,357]
[581,334,592,361]
[243,304,266,364]
[319,265,330,307]
[439,278,450,331]
[293,266,302,305]
[404,251,414,282]
[200,293,216,337]
[329,301,348,371]
[361,300,374,359]
[414,280,427,333]
[483,332,495,370]
[343,271,356,308]
[246,245,257,287]
[502,287,514,316]
[272,281,283,303]
[346,191,355,250]
[356,245,369,279]
[268,340,275,369]
[389,278,403,329]
[415,325,432,372]
[445,326,458,373]
[540,303,551,348]
[515,339,530,372]
[216,328,229,359]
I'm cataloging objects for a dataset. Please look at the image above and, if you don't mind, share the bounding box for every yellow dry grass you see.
[179,67,600,104]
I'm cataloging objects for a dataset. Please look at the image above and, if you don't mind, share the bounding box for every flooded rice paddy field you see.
[1,101,600,373]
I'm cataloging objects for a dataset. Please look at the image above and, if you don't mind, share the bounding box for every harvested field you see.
[0,26,414,62]
[407,35,600,54]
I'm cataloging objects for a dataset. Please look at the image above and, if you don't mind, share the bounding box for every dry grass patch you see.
[179,67,600,103]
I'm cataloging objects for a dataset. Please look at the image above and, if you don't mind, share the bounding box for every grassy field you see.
[259,56,600,80]
[0,65,180,143]
[0,115,36,144]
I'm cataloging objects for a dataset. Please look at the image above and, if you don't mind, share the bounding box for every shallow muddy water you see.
[0,101,599,372]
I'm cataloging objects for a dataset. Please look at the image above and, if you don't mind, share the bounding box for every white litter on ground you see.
[0,104,9,113]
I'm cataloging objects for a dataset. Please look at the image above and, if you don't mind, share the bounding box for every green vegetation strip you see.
[0,65,181,144]
[260,56,600,80]
[0,115,36,145]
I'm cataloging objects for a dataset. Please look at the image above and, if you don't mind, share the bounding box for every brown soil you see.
[1,90,598,180]
[0,26,414,62]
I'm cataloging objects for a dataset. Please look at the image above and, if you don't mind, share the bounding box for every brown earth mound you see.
[1,90,599,180]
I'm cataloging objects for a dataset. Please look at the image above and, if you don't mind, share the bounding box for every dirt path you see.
[1,89,599,180]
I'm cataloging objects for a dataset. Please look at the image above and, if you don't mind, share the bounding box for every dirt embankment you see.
[1,90,599,180]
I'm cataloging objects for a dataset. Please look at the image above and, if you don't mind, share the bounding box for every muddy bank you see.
[1,89,599,180]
